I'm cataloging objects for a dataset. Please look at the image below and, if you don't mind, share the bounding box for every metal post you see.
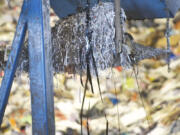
[0,0,55,134]
[28,0,55,134]
[0,0,28,125]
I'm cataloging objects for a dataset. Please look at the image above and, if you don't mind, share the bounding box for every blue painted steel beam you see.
[0,0,28,125]
[28,0,55,134]
[50,0,180,19]
[0,0,55,134]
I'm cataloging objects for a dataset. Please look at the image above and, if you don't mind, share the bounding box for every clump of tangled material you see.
[0,2,171,74]
[51,2,170,74]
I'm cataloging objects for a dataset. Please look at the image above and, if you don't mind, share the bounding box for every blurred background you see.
[0,0,180,135]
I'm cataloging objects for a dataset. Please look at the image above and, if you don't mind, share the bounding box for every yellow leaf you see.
[123,78,135,90]
[9,117,17,128]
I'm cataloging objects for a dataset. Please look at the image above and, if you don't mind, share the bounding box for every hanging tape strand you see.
[165,0,171,72]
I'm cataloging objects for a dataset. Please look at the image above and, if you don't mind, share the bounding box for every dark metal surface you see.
[50,0,180,19]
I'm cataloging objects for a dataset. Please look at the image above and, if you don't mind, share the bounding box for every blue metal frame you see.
[50,0,180,19]
[0,0,28,125]
[0,0,55,134]
[28,0,55,134]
